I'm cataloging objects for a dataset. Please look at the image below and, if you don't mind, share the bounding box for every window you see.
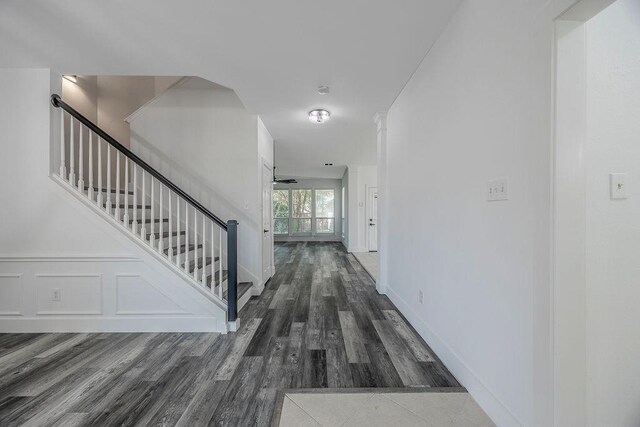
[291,189,312,234]
[273,190,289,235]
[315,189,335,233]
[273,188,337,236]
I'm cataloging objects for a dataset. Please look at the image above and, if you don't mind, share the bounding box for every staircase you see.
[51,94,253,331]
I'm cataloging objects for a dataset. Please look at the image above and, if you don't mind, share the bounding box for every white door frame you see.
[551,1,615,424]
[366,186,378,251]
[261,159,274,284]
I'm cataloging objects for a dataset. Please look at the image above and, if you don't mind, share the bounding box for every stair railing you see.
[51,94,238,323]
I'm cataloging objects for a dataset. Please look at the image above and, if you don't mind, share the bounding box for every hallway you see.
[0,243,461,425]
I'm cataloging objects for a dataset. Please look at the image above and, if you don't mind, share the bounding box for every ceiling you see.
[0,0,461,179]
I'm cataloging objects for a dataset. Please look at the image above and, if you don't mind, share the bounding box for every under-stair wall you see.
[0,69,227,333]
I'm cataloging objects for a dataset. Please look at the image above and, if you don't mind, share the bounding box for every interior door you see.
[368,187,378,251]
[262,162,273,282]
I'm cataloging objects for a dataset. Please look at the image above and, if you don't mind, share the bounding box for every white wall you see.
[0,69,226,332]
[274,179,343,242]
[585,1,640,424]
[129,77,273,287]
[381,0,582,424]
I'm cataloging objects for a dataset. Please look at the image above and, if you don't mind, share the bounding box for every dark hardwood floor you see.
[0,242,460,426]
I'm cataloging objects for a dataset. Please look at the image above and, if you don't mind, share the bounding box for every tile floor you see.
[278,391,495,426]
[352,251,378,282]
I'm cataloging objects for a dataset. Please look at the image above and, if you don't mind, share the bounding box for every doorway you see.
[262,161,273,284]
[553,0,639,424]
[367,186,378,251]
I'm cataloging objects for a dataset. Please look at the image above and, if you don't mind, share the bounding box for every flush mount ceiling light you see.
[309,109,330,124]
[317,85,330,95]
[63,75,77,83]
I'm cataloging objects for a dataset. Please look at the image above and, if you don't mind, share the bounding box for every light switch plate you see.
[487,178,509,201]
[610,173,627,199]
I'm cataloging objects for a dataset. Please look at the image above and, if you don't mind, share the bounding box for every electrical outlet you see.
[52,288,61,302]
[418,290,424,304]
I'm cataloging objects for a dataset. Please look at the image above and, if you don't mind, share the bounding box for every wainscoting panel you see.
[35,274,102,315]
[0,274,22,316]
[116,274,188,315]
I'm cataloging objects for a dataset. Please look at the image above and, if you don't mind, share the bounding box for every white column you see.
[184,204,190,274]
[374,112,388,295]
[140,171,146,240]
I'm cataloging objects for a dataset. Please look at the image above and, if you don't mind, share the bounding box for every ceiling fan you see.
[273,142,297,184]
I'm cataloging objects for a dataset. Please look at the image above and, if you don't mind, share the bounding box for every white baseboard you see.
[386,286,523,427]
[0,316,220,333]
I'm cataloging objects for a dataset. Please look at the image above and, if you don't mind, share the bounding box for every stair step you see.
[131,218,169,224]
[163,243,202,255]
[183,256,220,272]
[86,186,134,195]
[224,281,252,301]
[106,203,151,209]
[149,230,186,240]
[207,270,229,288]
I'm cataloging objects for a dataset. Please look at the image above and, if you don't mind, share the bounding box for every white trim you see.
[124,77,191,123]
[0,316,220,333]
[386,285,523,426]
[0,257,141,262]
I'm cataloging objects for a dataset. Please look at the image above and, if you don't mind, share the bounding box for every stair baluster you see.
[106,145,111,215]
[88,131,94,201]
[150,176,155,247]
[115,151,121,219]
[78,126,84,192]
[158,184,164,253]
[60,110,66,178]
[168,190,173,261]
[69,116,75,185]
[123,158,130,224]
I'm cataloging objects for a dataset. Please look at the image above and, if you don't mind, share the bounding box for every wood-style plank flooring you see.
[0,242,460,426]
